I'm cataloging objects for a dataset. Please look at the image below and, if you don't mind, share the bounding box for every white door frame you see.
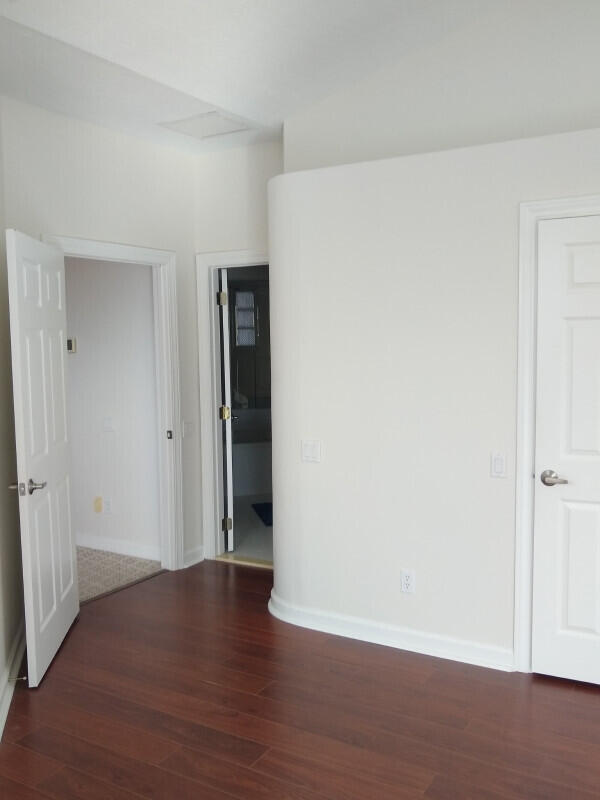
[515,193,600,672]
[196,250,268,559]
[46,235,184,570]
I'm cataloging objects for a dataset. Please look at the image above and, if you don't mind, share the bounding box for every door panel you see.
[532,215,600,684]
[7,229,79,687]
[218,268,234,552]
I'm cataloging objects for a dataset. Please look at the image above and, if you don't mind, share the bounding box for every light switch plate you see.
[301,440,321,463]
[490,451,507,478]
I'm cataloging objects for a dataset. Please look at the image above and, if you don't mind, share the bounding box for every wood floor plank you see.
[35,767,144,800]
[3,560,600,800]
[259,680,545,776]
[160,745,331,800]
[1,711,40,744]
[424,770,599,800]
[42,661,433,791]
[14,677,268,768]
[252,747,424,800]
[0,774,52,800]
[11,695,179,764]
[0,742,62,788]
[19,727,240,800]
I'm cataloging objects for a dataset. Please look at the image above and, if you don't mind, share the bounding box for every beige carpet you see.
[77,546,162,603]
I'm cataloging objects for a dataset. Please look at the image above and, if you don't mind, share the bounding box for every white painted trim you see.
[515,193,600,672]
[183,545,204,568]
[269,591,514,672]
[0,621,26,740]
[196,250,268,560]
[46,235,184,571]
[76,533,161,562]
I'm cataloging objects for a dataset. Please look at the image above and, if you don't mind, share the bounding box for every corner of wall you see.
[0,621,25,739]
[0,97,25,738]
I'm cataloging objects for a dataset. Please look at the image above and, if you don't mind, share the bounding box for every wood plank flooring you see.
[2,560,600,799]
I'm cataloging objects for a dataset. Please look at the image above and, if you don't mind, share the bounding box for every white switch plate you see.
[301,440,321,463]
[490,451,507,478]
[104,498,113,514]
[102,417,115,433]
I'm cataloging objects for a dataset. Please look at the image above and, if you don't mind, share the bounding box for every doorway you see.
[7,230,183,686]
[217,265,272,567]
[516,196,600,684]
[65,256,164,601]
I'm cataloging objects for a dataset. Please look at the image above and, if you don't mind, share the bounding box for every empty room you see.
[0,2,599,799]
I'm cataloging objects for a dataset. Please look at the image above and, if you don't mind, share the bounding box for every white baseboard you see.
[183,546,204,568]
[76,533,161,562]
[0,620,26,740]
[268,591,515,672]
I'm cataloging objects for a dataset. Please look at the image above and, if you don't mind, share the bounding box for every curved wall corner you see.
[265,131,600,670]
[266,156,518,671]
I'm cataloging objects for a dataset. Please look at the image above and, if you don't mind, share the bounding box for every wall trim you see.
[269,591,514,672]
[195,250,268,560]
[183,546,204,568]
[76,533,161,562]
[46,235,184,571]
[515,193,600,673]
[0,621,26,740]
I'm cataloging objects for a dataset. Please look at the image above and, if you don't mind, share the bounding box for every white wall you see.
[284,1,600,172]
[0,100,24,735]
[194,141,282,558]
[65,258,161,560]
[269,126,600,668]
[0,95,282,572]
[195,141,282,253]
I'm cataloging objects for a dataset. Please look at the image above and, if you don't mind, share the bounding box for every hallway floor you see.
[3,561,600,799]
[217,494,273,566]
[77,546,162,602]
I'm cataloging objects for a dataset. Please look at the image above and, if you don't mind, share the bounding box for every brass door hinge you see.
[217,291,228,306]
[219,406,231,420]
[222,516,232,531]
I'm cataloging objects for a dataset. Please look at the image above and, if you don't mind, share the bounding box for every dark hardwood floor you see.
[2,561,600,799]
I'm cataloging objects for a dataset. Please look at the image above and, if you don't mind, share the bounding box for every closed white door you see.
[6,230,79,687]
[532,215,600,684]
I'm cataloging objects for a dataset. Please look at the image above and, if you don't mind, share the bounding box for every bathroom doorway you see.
[217,264,272,567]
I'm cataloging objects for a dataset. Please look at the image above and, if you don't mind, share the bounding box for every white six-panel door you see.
[6,230,79,687]
[532,215,600,684]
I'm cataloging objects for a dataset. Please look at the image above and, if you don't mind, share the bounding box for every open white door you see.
[532,215,600,684]
[6,230,79,687]
[218,268,234,551]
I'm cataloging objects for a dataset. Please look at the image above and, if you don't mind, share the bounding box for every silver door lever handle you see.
[28,479,47,494]
[540,469,568,486]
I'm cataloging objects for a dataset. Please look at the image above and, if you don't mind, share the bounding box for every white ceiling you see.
[0,0,489,151]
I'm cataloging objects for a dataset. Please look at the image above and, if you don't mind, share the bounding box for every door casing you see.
[515,194,600,672]
[47,235,184,571]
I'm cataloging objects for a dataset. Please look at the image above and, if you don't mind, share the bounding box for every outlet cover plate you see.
[401,569,416,594]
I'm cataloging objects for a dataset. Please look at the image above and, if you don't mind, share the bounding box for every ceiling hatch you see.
[160,110,251,140]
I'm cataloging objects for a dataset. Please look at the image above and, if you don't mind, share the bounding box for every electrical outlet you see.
[104,498,112,514]
[401,569,416,594]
